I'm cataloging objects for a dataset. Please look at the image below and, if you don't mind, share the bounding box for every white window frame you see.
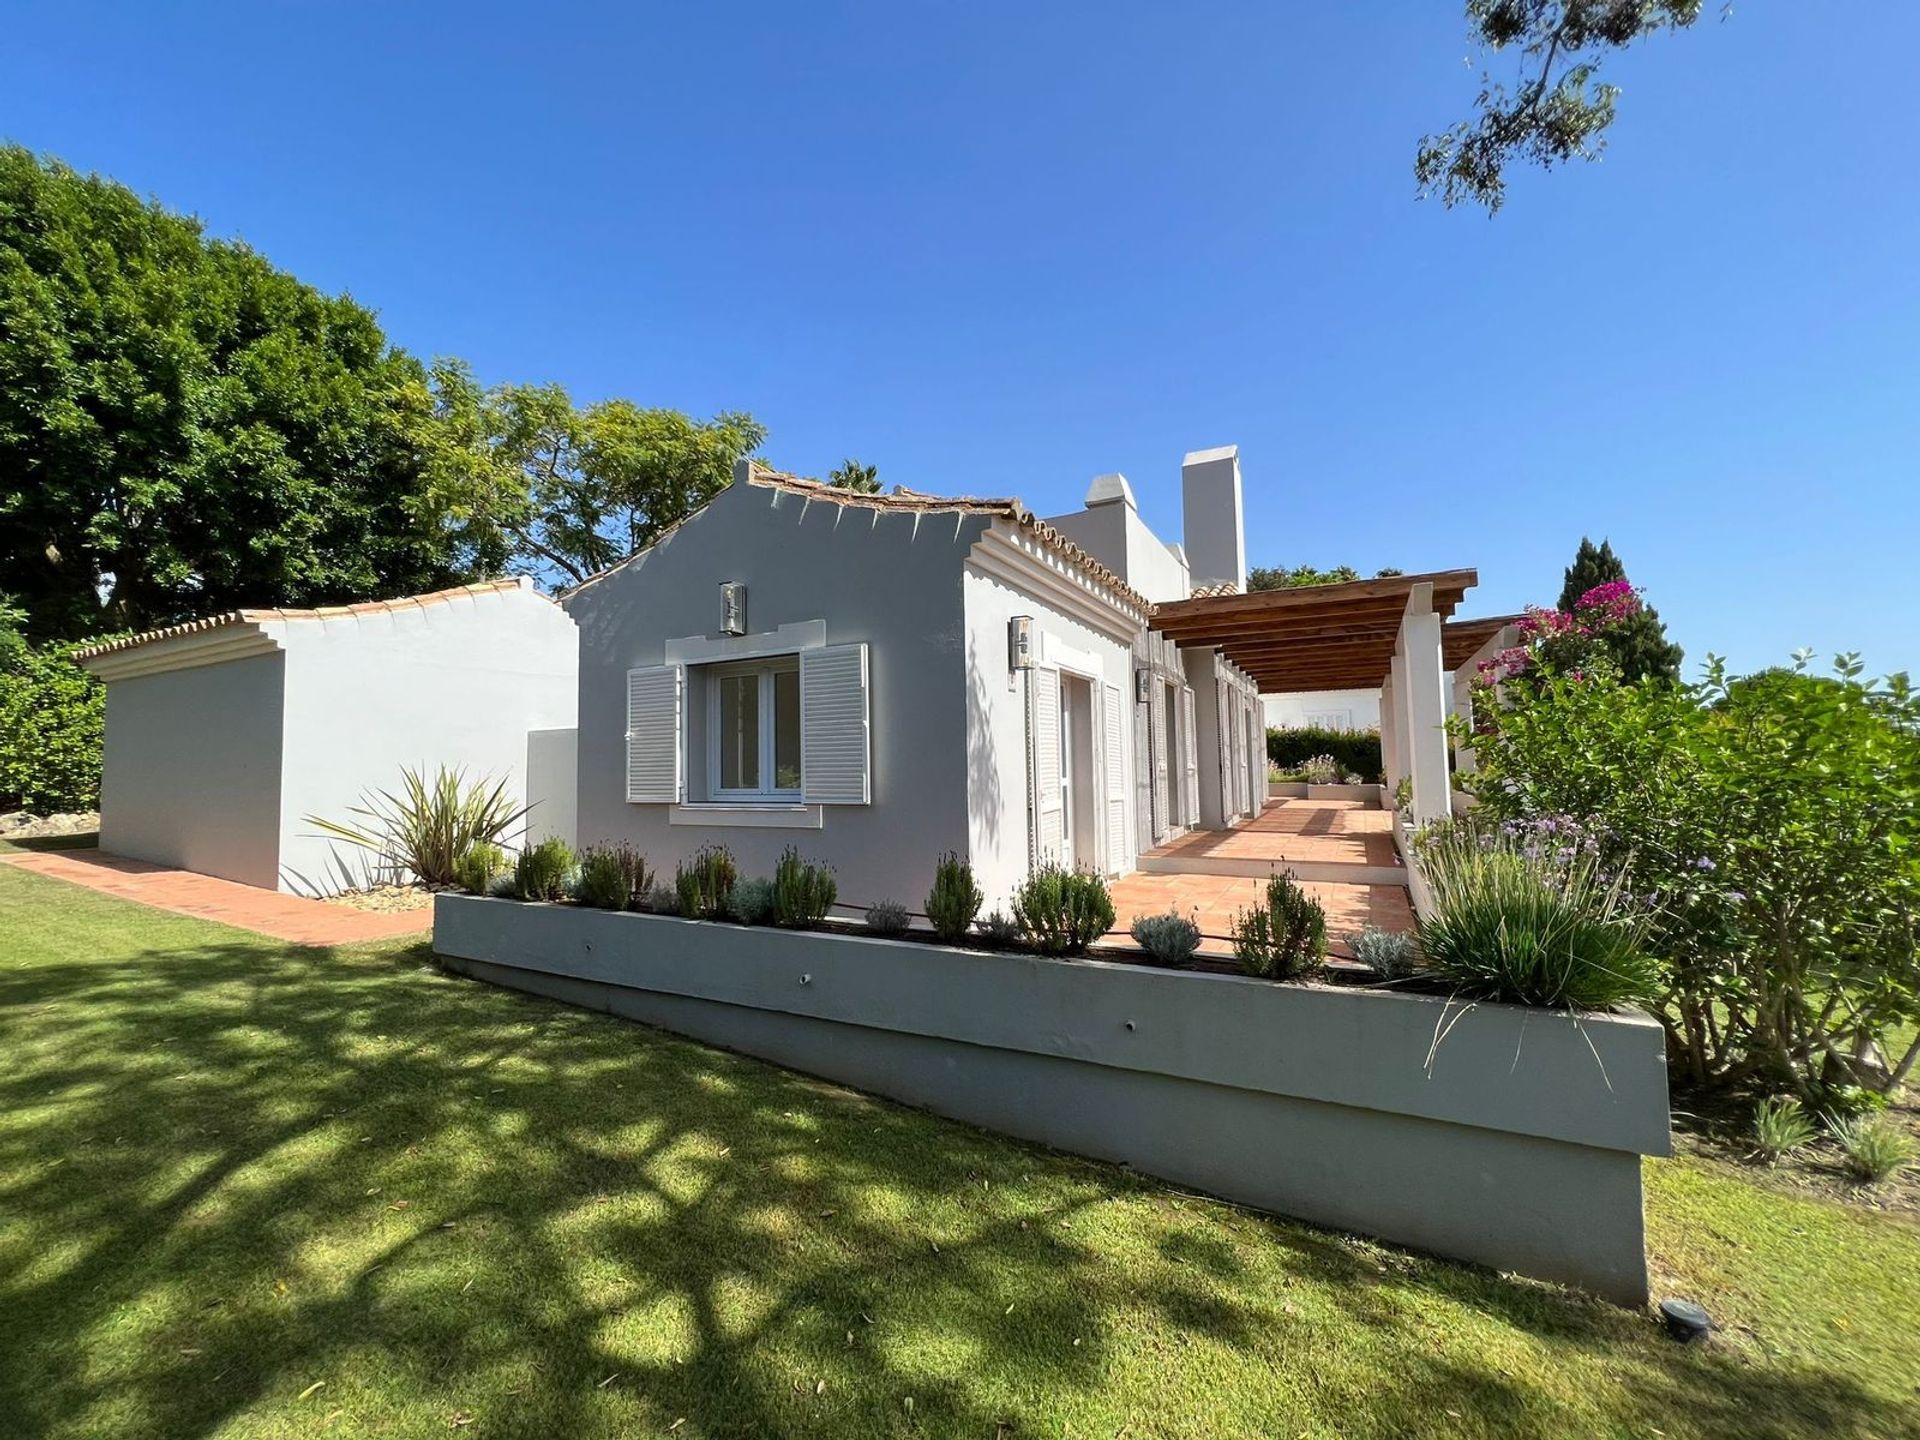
[704,656,802,802]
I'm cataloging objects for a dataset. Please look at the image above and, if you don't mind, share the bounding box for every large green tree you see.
[1419,1,1709,212]
[0,148,464,639]
[1557,536,1683,682]
[399,361,765,588]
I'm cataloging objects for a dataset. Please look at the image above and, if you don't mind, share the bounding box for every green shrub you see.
[1129,911,1200,966]
[1266,726,1381,783]
[1348,926,1421,979]
[1414,828,1658,1010]
[642,881,682,916]
[865,899,911,937]
[485,872,519,900]
[575,846,635,910]
[454,842,507,896]
[0,612,109,814]
[675,845,738,919]
[977,911,1021,948]
[306,765,527,888]
[1828,1113,1915,1184]
[1013,865,1115,956]
[726,877,777,926]
[773,846,837,928]
[1299,754,1340,786]
[925,852,984,943]
[1750,1096,1816,1164]
[1231,871,1326,980]
[513,838,575,902]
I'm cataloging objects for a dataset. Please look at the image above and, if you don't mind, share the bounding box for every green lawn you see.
[2,865,1917,1440]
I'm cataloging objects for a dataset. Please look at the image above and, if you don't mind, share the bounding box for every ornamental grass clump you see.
[1232,871,1326,980]
[513,838,575,903]
[1129,911,1201,967]
[1750,1095,1817,1164]
[454,841,506,897]
[1828,1113,1915,1185]
[1415,827,1658,1010]
[675,845,737,920]
[773,846,837,928]
[1013,865,1115,956]
[925,852,984,943]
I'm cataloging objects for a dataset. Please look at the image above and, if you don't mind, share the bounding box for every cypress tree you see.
[1557,538,1684,683]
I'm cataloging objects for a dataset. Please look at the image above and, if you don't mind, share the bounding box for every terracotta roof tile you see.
[72,577,541,662]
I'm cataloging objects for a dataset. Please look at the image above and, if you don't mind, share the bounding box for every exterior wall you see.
[526,728,579,847]
[1135,630,1188,849]
[1184,649,1261,830]
[1262,686,1384,733]
[276,586,579,893]
[962,562,1138,911]
[1044,499,1190,605]
[566,484,987,911]
[436,895,1671,1305]
[98,652,287,888]
[1180,446,1246,592]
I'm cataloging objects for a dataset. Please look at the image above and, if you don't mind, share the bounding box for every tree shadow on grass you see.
[0,921,1911,1439]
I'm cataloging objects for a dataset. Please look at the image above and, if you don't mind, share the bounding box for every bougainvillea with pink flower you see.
[1476,583,1647,694]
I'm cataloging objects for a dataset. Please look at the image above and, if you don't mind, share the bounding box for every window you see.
[707,658,802,800]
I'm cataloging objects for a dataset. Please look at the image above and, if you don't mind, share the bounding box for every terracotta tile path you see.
[1144,796,1401,869]
[1,849,430,947]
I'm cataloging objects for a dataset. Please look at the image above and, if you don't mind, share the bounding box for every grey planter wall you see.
[433,895,1670,1304]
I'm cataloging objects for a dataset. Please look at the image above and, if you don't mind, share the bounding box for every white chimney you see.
[1181,445,1245,593]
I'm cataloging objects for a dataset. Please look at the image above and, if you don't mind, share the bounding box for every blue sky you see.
[7,3,1917,677]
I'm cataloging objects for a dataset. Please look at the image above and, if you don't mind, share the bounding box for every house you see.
[566,448,1274,911]
[75,578,578,894]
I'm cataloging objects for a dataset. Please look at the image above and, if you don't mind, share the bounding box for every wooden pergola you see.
[1149,570,1478,692]
[1149,572,1516,827]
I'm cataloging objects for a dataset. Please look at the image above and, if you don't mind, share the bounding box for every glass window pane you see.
[719,672,758,790]
[773,666,802,791]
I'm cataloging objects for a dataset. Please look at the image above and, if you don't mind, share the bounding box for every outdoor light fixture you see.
[1135,667,1152,704]
[1008,615,1034,673]
[720,581,747,636]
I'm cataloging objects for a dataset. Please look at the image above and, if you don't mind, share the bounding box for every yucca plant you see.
[1827,1113,1915,1184]
[306,765,526,888]
[1013,865,1115,956]
[1750,1095,1817,1164]
[1415,828,1660,1011]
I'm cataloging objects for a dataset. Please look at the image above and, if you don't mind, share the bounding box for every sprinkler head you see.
[1659,1297,1712,1344]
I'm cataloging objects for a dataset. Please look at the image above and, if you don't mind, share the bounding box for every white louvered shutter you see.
[1216,682,1232,817]
[801,643,871,804]
[1149,680,1170,839]
[1103,682,1128,874]
[1032,667,1064,865]
[626,665,683,803]
[1181,686,1200,826]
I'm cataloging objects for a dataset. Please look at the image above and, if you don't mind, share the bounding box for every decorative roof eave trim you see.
[80,621,284,682]
[969,523,1148,644]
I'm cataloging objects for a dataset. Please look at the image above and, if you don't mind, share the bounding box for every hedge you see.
[0,631,108,814]
[1266,726,1383,783]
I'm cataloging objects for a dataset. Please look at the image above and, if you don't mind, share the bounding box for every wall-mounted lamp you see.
[720,581,748,636]
[1008,615,1034,674]
[1135,667,1152,705]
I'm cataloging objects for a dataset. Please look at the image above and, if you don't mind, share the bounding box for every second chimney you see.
[1181,445,1246,593]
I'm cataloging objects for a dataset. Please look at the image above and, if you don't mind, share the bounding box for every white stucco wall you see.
[962,561,1138,913]
[276,586,579,893]
[1261,687,1384,733]
[97,651,288,889]
[1043,497,1191,605]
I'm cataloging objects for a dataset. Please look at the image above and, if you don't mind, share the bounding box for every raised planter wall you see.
[434,895,1670,1304]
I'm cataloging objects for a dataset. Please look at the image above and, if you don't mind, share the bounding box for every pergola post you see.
[1452,622,1519,776]
[1398,584,1451,827]
[1380,663,1403,795]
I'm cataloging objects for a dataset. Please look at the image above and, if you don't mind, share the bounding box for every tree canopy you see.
[1247,564,1403,592]
[1557,537,1683,682]
[826,459,881,493]
[1419,1,1708,212]
[0,147,765,634]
